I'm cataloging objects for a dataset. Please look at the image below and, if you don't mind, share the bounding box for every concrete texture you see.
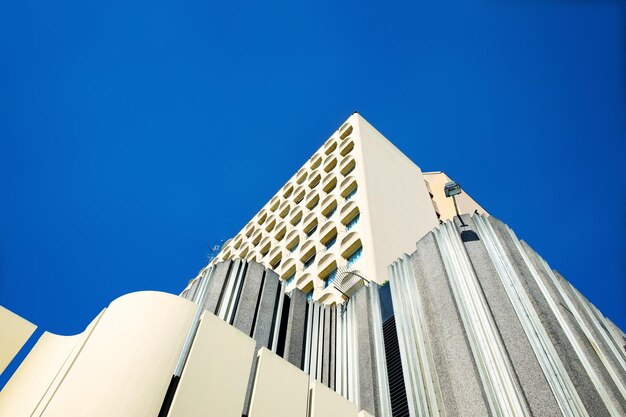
[410,232,491,417]
[352,289,377,415]
[284,290,308,369]
[321,305,331,386]
[233,262,265,335]
[202,260,233,314]
[467,215,561,416]
[252,270,280,349]
[521,241,613,416]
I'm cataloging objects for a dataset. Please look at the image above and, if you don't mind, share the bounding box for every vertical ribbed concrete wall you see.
[388,214,626,417]
[180,259,390,417]
[0,291,373,417]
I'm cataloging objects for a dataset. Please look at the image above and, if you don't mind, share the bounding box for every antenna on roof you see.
[207,240,224,262]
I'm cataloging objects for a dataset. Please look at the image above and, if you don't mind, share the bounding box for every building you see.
[1,114,624,417]
[193,113,486,304]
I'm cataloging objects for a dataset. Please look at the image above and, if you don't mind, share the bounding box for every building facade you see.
[186,113,485,305]
[1,114,624,417]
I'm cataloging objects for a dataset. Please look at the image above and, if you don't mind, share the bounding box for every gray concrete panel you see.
[411,232,491,417]
[321,306,331,386]
[284,290,307,368]
[555,271,626,411]
[520,239,612,416]
[202,260,235,314]
[468,216,562,416]
[252,270,280,349]
[353,288,378,416]
[186,278,200,302]
[329,305,336,391]
[233,261,265,336]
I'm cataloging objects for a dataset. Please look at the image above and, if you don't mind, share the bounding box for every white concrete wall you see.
[36,292,195,417]
[355,115,439,283]
[0,306,36,374]
[167,311,256,417]
[248,348,309,417]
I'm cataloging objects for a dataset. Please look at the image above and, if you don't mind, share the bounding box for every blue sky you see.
[1,0,624,386]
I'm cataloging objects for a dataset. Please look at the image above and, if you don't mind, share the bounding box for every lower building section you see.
[2,214,624,417]
[0,291,372,417]
[387,214,626,417]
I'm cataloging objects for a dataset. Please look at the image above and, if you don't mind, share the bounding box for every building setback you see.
[0,114,624,417]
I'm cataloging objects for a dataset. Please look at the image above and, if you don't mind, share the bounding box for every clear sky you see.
[1,0,624,386]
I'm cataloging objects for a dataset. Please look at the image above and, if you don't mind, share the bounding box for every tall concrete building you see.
[1,114,624,417]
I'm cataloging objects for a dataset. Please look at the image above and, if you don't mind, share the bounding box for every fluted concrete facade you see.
[387,214,626,417]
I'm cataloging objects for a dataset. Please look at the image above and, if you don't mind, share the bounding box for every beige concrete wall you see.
[310,380,358,417]
[38,291,196,417]
[0,332,80,417]
[423,171,487,221]
[248,348,309,417]
[0,310,104,417]
[167,311,256,417]
[0,306,36,374]
[1,290,373,417]
[355,115,439,283]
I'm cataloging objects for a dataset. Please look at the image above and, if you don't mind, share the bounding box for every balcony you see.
[340,233,362,260]
[292,185,306,204]
[339,137,354,157]
[339,122,353,140]
[256,209,268,226]
[264,215,277,233]
[278,200,291,219]
[273,221,287,242]
[323,155,338,173]
[317,253,338,283]
[340,201,359,228]
[296,167,308,185]
[258,236,272,257]
[268,246,284,269]
[321,195,338,219]
[289,207,303,227]
[322,174,337,194]
[339,155,356,177]
[282,182,294,199]
[280,258,297,281]
[305,190,320,211]
[308,170,322,190]
[324,137,338,155]
[268,195,281,212]
[309,153,322,170]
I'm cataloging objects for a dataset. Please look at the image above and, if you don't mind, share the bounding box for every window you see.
[323,268,338,289]
[344,188,357,201]
[306,224,318,237]
[303,253,316,270]
[289,242,299,253]
[343,163,355,176]
[346,213,360,231]
[347,247,362,267]
[306,290,314,301]
[285,272,295,285]
[325,236,336,251]
[325,206,337,219]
